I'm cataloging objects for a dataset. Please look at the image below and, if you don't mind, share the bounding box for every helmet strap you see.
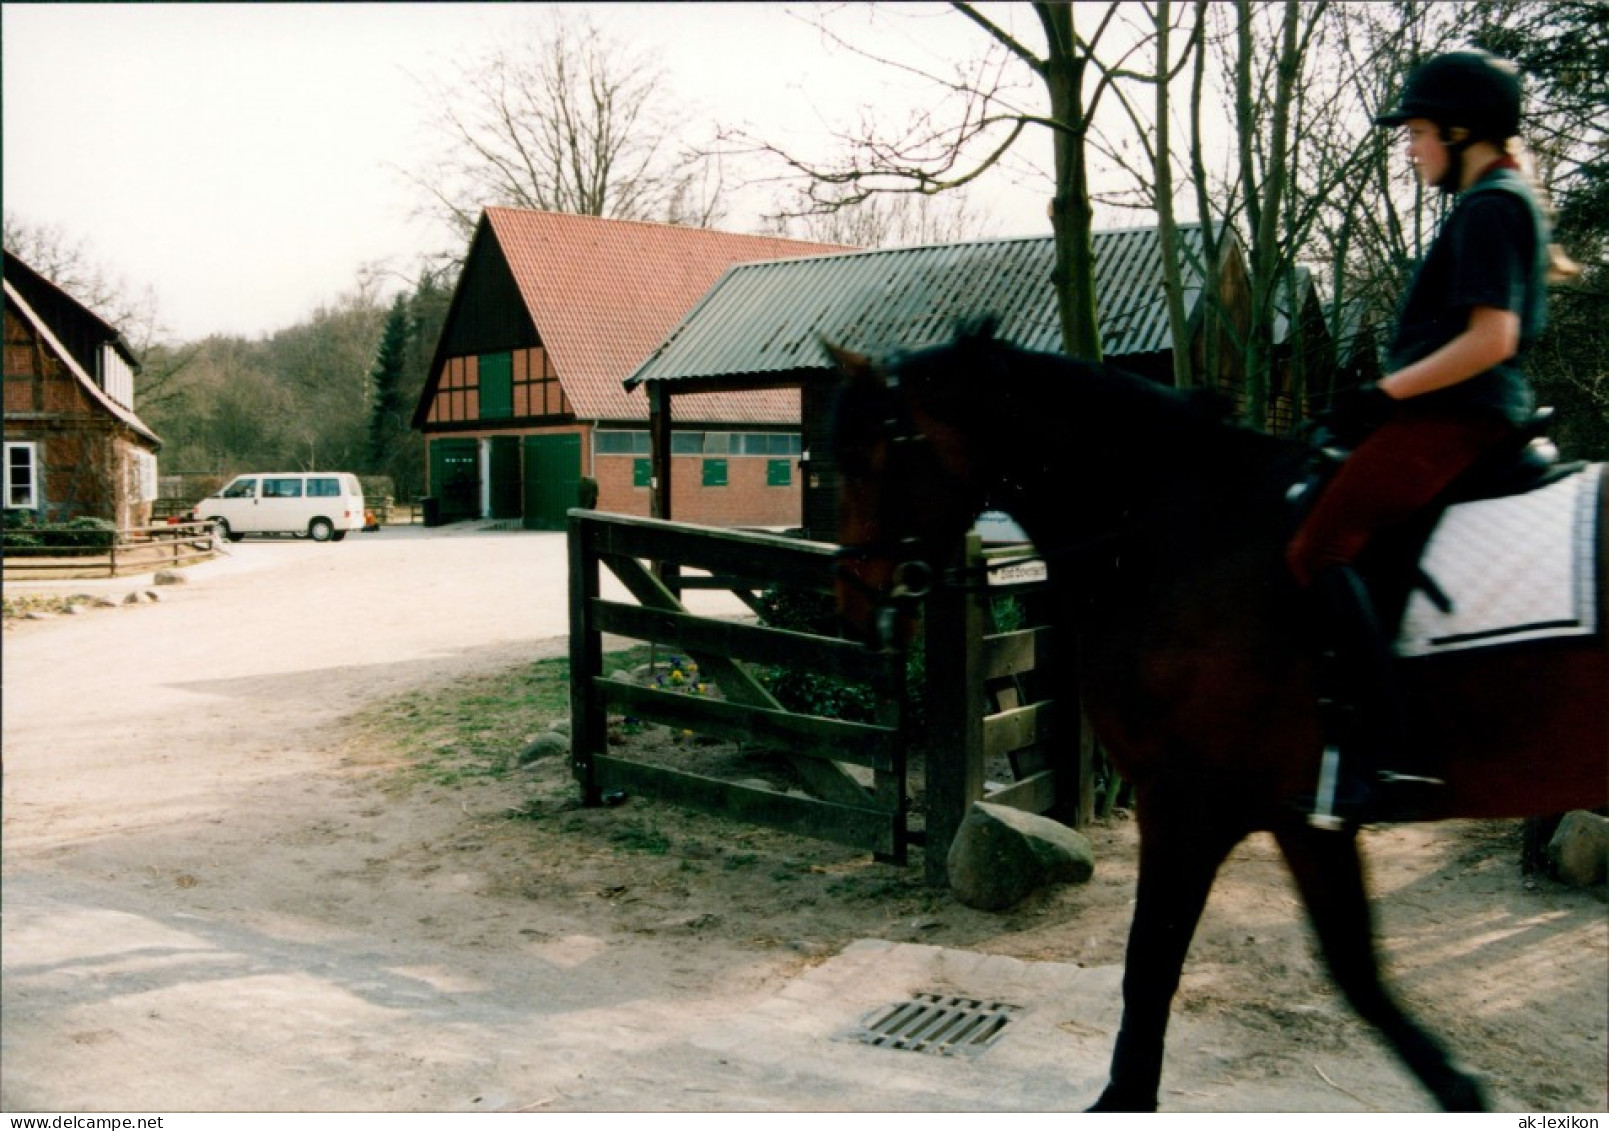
[1436,125,1474,195]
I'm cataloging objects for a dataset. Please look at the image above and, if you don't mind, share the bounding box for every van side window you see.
[308,478,340,497]
[222,479,257,499]
[263,478,304,499]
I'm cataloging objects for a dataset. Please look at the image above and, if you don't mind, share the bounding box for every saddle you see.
[1290,409,1591,637]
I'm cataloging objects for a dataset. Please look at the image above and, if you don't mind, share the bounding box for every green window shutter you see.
[766,459,792,487]
[702,458,728,487]
[479,352,513,419]
[633,458,651,488]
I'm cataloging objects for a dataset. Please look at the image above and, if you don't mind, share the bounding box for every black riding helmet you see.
[1376,51,1522,192]
[1375,50,1522,138]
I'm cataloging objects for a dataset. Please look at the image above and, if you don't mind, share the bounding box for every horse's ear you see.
[821,337,882,390]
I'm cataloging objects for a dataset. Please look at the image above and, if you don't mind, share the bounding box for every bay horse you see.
[828,319,1606,1112]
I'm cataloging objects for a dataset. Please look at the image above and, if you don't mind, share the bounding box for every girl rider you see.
[1289,50,1576,829]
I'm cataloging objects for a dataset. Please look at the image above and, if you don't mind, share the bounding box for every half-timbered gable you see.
[410,209,849,528]
[3,250,161,527]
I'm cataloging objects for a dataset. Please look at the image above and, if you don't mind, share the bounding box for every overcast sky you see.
[3,2,1061,343]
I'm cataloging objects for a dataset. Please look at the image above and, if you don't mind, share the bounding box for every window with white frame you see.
[5,442,40,509]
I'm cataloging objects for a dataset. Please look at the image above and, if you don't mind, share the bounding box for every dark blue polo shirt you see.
[1387,166,1549,426]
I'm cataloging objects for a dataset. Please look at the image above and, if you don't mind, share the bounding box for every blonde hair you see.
[1506,137,1583,283]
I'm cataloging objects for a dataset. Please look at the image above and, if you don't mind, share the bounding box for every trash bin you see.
[420,497,441,527]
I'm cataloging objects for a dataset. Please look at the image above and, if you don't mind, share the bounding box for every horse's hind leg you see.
[1089,798,1244,1112]
[1274,824,1488,1111]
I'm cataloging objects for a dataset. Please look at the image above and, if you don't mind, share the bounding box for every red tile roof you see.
[484,208,851,424]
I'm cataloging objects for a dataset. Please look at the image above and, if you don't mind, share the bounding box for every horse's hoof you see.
[1440,1070,1490,1112]
[1086,1086,1157,1113]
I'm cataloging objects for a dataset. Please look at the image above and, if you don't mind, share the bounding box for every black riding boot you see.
[1306,565,1440,829]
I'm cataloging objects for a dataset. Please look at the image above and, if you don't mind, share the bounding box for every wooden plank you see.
[921,533,986,885]
[569,513,606,804]
[590,754,896,855]
[983,701,1053,762]
[599,552,874,808]
[586,515,837,592]
[983,769,1058,815]
[980,627,1053,681]
[589,599,897,688]
[598,680,897,772]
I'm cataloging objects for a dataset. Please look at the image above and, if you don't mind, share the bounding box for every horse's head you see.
[825,320,999,650]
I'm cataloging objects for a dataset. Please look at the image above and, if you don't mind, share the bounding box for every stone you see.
[517,731,569,766]
[947,800,1096,912]
[123,592,143,605]
[1548,810,1609,887]
[93,597,119,608]
[154,570,187,585]
[143,590,163,602]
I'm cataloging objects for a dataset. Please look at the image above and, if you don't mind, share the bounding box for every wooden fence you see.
[3,522,219,580]
[567,514,1093,882]
[569,510,911,861]
[920,534,1095,882]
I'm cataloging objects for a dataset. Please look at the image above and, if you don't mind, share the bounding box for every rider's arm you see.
[1378,304,1520,400]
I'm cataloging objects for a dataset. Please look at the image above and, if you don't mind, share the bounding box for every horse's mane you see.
[887,319,1300,494]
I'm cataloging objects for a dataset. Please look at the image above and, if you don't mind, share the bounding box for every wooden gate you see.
[919,534,1095,883]
[568,511,911,860]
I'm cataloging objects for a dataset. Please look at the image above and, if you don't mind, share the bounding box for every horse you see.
[827,319,1606,1112]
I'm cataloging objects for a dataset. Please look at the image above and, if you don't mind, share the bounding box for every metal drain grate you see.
[852,992,1020,1057]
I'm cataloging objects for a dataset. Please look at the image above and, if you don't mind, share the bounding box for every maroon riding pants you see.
[1287,404,1514,588]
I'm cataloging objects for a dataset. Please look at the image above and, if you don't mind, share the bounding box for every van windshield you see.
[221,478,257,499]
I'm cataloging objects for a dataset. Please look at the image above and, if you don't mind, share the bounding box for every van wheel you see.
[211,518,243,543]
[330,531,347,542]
[309,518,335,542]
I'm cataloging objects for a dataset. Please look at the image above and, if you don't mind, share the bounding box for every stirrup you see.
[1308,744,1349,831]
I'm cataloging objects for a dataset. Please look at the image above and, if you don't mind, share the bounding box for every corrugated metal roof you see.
[627,223,1222,388]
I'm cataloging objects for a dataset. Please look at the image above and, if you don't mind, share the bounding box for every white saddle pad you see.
[1398,463,1602,657]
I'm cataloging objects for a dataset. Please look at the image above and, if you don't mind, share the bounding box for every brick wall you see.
[593,453,802,528]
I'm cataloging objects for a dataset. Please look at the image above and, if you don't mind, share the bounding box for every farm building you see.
[625,222,1292,539]
[2,250,161,528]
[409,208,851,528]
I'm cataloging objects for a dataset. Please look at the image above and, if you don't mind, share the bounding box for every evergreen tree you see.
[367,295,411,473]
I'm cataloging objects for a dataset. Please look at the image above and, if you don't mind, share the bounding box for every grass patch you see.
[356,644,652,788]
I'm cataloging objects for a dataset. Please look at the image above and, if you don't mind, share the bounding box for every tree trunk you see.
[1037,2,1102,360]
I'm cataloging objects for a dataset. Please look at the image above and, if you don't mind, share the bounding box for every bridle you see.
[832,370,957,649]
[832,364,1177,651]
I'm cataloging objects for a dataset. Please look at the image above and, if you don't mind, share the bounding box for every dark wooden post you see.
[921,533,985,885]
[646,383,680,593]
[648,384,673,521]
[568,511,604,805]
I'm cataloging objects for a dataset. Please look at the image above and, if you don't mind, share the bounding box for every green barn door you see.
[489,436,522,519]
[522,434,580,530]
[429,438,480,522]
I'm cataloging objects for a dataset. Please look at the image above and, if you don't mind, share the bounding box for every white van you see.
[195,472,366,542]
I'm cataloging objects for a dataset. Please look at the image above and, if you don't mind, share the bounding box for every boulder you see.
[947,800,1096,911]
[517,731,569,766]
[1548,810,1608,887]
[154,570,187,585]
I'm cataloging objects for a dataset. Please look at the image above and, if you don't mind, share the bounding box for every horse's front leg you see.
[1273,823,1488,1111]
[1089,789,1246,1112]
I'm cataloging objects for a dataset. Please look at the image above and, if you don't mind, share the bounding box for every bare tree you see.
[2,211,196,412]
[722,3,1133,358]
[407,14,727,244]
[766,188,994,248]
